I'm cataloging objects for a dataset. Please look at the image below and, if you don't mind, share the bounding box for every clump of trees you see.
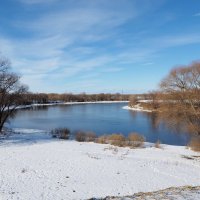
[158,62,200,135]
[128,91,160,111]
[128,62,200,136]
[0,57,28,133]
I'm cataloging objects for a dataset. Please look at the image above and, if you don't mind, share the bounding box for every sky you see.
[0,0,200,94]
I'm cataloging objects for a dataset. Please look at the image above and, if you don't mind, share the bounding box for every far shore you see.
[16,100,129,110]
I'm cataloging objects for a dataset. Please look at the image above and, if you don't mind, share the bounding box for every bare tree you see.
[0,57,28,133]
[147,91,160,110]
[128,95,138,107]
[158,62,200,135]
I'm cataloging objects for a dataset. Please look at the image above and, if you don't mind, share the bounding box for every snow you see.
[122,105,152,112]
[0,129,200,200]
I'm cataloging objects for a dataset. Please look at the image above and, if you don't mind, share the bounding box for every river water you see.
[8,102,191,145]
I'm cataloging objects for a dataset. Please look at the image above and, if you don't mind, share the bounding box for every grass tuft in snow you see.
[188,136,200,152]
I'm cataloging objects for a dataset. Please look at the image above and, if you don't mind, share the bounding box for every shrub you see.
[108,134,126,147]
[140,102,156,110]
[75,131,97,142]
[85,132,96,142]
[51,128,70,140]
[75,131,86,142]
[95,135,108,144]
[188,137,200,152]
[128,132,145,148]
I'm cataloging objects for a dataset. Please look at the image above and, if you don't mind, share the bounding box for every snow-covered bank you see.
[0,130,199,200]
[122,105,152,112]
[16,101,129,110]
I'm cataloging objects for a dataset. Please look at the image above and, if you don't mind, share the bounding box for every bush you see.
[95,135,108,144]
[108,134,126,147]
[85,132,96,142]
[51,128,70,140]
[128,132,145,147]
[75,131,86,142]
[75,131,97,142]
[188,137,200,152]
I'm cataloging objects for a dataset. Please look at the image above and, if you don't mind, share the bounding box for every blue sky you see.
[0,0,200,93]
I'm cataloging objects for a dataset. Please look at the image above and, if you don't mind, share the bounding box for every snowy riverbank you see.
[122,105,152,112]
[0,129,199,200]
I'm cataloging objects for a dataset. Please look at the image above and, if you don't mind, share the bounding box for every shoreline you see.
[16,101,129,110]
[122,105,152,112]
[3,127,190,149]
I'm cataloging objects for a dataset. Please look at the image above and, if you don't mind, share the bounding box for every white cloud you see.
[19,5,136,41]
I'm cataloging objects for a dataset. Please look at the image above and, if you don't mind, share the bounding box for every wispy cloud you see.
[143,62,154,66]
[154,34,200,47]
[193,12,200,17]
[18,0,60,5]
[1,0,199,93]
[1,0,140,92]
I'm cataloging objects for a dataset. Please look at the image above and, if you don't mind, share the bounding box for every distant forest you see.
[22,93,134,104]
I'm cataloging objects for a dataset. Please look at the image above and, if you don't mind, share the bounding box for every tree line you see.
[22,92,130,105]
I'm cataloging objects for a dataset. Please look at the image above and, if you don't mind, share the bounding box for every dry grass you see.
[154,140,162,148]
[74,130,146,149]
[108,134,126,147]
[128,133,145,148]
[95,135,108,144]
[75,131,97,142]
[188,137,200,152]
[96,133,146,148]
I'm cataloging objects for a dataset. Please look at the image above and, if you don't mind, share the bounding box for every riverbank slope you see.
[0,130,199,200]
